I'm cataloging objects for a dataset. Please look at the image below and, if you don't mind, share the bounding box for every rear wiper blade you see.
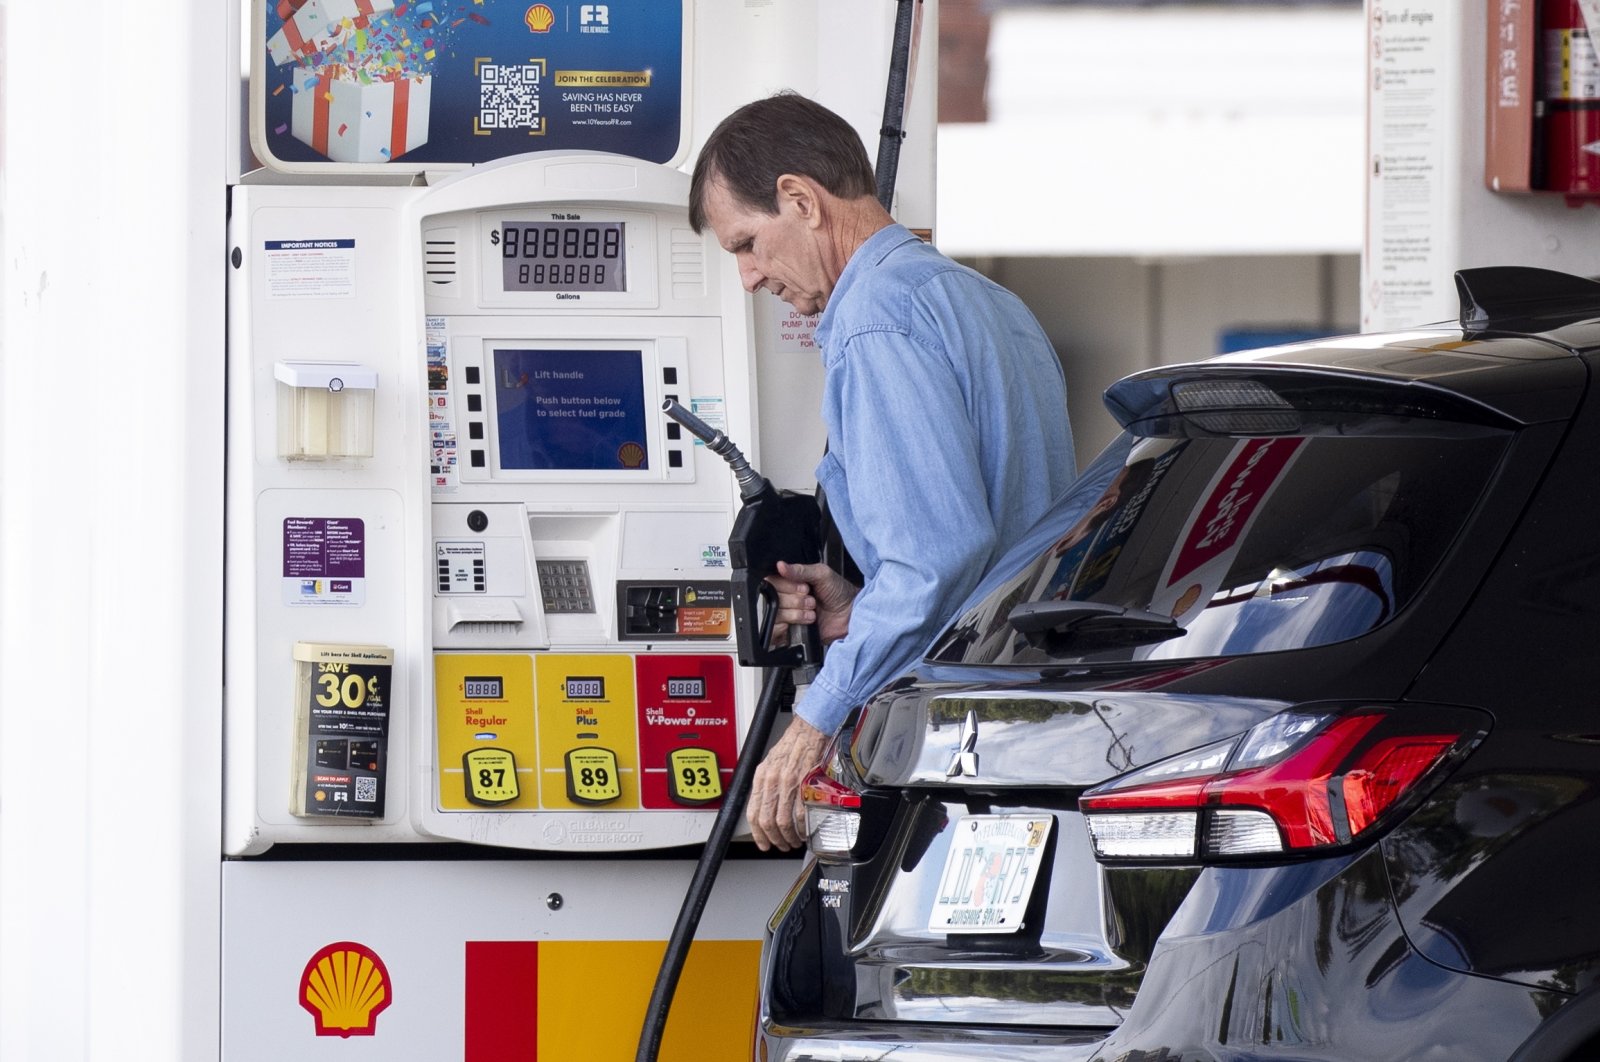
[1007,600,1185,652]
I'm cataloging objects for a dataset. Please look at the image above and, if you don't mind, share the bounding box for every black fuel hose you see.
[874,0,920,211]
[633,663,791,1062]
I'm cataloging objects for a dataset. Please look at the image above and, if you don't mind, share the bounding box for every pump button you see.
[667,747,723,805]
[467,509,489,532]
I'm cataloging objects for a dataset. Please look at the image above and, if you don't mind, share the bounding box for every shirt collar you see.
[816,223,919,347]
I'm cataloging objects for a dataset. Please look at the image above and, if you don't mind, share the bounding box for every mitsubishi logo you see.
[946,709,979,778]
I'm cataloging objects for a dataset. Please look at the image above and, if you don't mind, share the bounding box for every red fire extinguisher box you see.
[1487,0,1600,200]
[1485,0,1538,193]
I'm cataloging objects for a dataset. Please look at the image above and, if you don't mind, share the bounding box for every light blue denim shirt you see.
[798,223,1078,734]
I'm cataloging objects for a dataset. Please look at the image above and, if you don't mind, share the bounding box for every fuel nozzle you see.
[660,399,823,671]
[661,400,765,500]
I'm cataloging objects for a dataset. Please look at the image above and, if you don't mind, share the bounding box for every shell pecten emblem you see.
[300,941,393,1037]
[525,4,555,32]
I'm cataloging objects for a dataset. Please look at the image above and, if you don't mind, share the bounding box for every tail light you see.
[801,743,862,862]
[1080,705,1485,862]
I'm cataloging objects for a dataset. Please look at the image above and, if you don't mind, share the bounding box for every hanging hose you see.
[633,664,791,1062]
[875,0,921,211]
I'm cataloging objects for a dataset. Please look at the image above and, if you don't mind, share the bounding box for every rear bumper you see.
[758,847,1567,1062]
[758,1020,1109,1061]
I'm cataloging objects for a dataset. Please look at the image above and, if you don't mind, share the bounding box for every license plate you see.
[928,815,1053,934]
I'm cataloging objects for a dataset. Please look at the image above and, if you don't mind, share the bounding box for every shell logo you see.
[617,441,646,468]
[525,4,555,32]
[299,941,393,1038]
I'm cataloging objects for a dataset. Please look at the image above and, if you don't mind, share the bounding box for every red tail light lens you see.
[1081,706,1482,862]
[801,760,862,862]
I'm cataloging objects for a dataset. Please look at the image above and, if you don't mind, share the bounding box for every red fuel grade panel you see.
[635,655,738,809]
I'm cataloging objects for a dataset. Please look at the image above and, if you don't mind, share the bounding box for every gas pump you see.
[223,149,792,1058]
[219,2,937,1058]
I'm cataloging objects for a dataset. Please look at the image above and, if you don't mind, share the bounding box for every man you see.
[689,92,1077,851]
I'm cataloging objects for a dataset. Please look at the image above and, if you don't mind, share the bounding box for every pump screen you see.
[492,348,650,471]
[499,221,625,292]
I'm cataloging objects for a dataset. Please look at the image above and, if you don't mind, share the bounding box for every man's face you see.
[700,176,831,316]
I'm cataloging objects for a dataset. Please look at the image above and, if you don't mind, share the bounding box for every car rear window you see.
[928,427,1510,666]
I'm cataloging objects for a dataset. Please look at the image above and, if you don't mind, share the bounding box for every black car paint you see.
[756,269,1600,1062]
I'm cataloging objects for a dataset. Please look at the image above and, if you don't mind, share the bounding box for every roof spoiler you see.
[1455,266,1600,329]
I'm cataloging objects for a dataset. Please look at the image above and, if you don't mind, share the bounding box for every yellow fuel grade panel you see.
[535,654,640,809]
[435,654,538,810]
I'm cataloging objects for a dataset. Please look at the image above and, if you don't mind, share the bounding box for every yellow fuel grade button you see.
[666,747,722,805]
[463,747,520,806]
[565,747,622,805]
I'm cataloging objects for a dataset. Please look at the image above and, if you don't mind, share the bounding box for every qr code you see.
[480,63,544,131]
[355,776,378,803]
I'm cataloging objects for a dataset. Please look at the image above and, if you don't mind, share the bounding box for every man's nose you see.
[737,256,764,293]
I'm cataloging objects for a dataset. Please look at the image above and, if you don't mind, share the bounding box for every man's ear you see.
[774,174,824,228]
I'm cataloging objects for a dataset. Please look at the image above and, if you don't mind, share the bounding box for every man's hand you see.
[747,715,833,852]
[766,560,858,645]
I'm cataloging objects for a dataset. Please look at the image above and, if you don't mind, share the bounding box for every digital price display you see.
[463,676,503,700]
[565,676,606,700]
[499,221,626,292]
[665,676,705,699]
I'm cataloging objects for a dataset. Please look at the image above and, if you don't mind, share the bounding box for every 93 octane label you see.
[565,747,621,804]
[463,747,519,806]
[666,747,721,805]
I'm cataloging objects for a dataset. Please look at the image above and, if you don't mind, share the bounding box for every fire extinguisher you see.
[1540,0,1600,200]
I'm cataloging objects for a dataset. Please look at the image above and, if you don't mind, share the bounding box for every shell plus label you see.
[535,655,639,808]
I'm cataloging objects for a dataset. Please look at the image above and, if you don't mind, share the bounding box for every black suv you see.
[757,267,1600,1061]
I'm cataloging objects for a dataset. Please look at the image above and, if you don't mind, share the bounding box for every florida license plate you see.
[928,815,1054,934]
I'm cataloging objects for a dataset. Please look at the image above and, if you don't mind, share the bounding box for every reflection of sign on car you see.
[1041,441,1184,601]
[1150,437,1305,622]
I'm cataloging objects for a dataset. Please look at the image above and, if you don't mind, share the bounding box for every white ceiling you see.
[936,5,1366,257]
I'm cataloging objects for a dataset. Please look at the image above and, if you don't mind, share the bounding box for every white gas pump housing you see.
[225,152,771,853]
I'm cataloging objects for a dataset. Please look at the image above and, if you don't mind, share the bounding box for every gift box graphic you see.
[267,0,395,66]
[291,67,431,163]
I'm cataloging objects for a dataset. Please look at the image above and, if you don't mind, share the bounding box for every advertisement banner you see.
[253,0,686,171]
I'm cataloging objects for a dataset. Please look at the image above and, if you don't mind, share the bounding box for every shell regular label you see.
[535,654,639,808]
[436,654,537,811]
[635,655,736,809]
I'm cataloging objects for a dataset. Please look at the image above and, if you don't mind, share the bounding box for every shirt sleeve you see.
[794,324,1002,735]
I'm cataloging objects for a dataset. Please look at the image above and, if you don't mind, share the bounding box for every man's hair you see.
[688,92,876,233]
